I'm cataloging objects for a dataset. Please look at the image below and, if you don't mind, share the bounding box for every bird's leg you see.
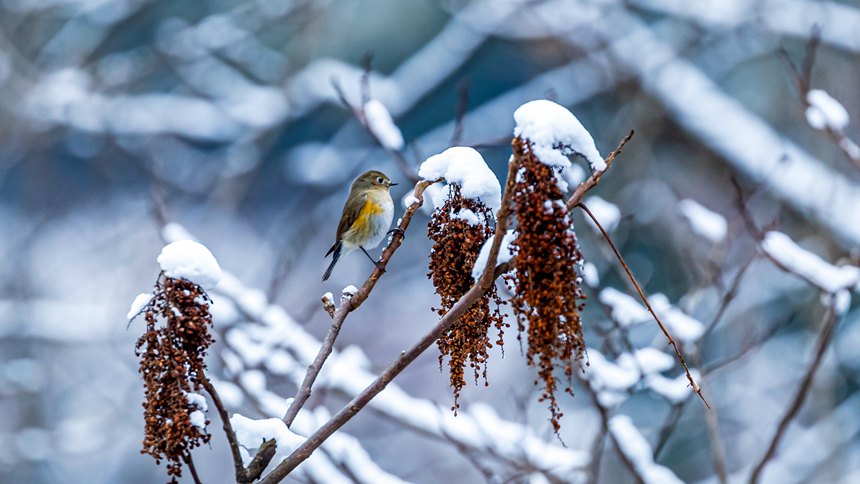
[360,246,386,272]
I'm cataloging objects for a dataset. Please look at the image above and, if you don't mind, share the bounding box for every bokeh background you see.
[1,0,859,482]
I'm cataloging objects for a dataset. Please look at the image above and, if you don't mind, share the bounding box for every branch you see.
[748,303,842,484]
[331,78,420,183]
[566,129,634,211]
[779,27,860,171]
[183,453,203,484]
[282,179,437,427]
[259,154,522,484]
[199,373,273,483]
[582,383,644,484]
[578,202,710,409]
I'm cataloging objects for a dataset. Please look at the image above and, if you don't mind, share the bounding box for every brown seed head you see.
[506,137,587,432]
[135,275,214,482]
[428,185,507,412]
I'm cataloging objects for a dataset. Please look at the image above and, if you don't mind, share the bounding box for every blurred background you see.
[1,0,859,482]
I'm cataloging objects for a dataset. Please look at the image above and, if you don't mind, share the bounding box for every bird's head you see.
[353,170,397,191]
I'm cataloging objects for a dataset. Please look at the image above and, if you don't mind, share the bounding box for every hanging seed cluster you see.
[135,275,213,482]
[428,184,506,412]
[506,137,587,432]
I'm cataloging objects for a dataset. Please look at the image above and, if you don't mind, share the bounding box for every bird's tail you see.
[322,241,342,281]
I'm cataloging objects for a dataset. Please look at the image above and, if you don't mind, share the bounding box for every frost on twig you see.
[321,292,336,318]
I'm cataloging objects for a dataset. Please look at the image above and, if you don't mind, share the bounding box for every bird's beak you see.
[389,182,398,187]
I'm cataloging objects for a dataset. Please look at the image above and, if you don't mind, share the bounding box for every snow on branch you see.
[230,414,304,467]
[599,288,706,345]
[628,0,860,54]
[585,349,698,407]
[678,199,727,244]
[608,415,683,484]
[805,89,849,132]
[363,99,404,150]
[761,231,860,294]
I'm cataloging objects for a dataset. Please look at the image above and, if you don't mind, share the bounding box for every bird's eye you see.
[376,177,384,184]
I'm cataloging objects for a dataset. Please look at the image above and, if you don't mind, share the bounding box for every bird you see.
[323,170,397,281]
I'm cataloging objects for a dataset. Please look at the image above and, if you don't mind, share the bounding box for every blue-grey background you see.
[1,0,859,483]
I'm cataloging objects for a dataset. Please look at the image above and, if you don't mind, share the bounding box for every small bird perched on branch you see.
[323,170,397,281]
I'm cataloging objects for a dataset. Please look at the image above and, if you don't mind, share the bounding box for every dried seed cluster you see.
[506,137,587,432]
[135,275,213,482]
[428,185,506,412]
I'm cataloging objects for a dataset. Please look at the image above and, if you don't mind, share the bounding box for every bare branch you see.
[566,129,634,211]
[183,453,203,484]
[199,373,270,483]
[331,78,420,183]
[748,304,842,484]
[704,390,729,484]
[582,383,644,484]
[702,255,755,339]
[282,179,437,427]
[246,439,278,482]
[578,202,709,409]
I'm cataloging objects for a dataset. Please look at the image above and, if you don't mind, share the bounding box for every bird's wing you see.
[336,192,367,238]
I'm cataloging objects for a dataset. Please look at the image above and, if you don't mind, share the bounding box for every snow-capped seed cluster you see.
[505,136,588,432]
[428,185,507,412]
[135,274,214,482]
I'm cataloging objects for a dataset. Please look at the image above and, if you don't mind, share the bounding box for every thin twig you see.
[704,386,729,484]
[566,129,634,211]
[259,156,522,484]
[653,402,686,457]
[582,382,645,484]
[800,26,820,92]
[578,202,710,409]
[199,373,255,483]
[587,429,607,483]
[331,78,420,183]
[282,179,437,427]
[183,453,203,484]
[748,304,842,484]
[779,28,860,171]
[702,255,755,339]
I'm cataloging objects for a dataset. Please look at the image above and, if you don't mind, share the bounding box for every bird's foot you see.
[387,227,405,238]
